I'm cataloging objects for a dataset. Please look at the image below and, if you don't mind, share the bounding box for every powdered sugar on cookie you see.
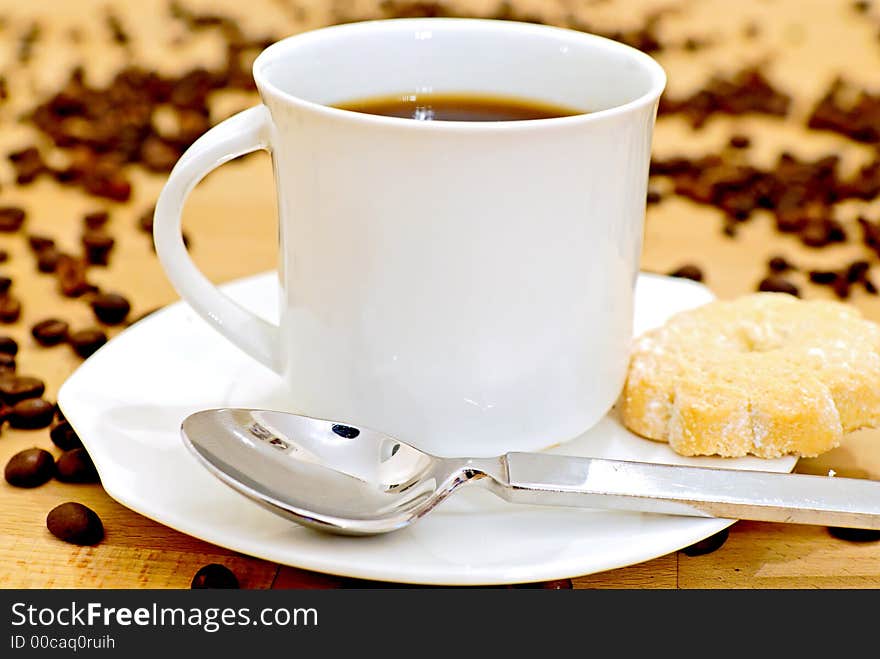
[619,293,880,458]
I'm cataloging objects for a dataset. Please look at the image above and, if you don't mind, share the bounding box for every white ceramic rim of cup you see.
[252,17,667,131]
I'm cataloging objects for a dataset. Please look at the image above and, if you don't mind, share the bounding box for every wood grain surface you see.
[1,0,879,589]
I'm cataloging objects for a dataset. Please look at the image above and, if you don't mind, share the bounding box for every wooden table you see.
[1,0,879,589]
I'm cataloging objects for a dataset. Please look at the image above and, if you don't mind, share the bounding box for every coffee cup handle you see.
[153,105,281,374]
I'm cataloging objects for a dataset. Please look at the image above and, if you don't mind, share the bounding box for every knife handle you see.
[492,452,880,530]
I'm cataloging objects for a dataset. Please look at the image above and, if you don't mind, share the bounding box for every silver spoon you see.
[181,408,880,536]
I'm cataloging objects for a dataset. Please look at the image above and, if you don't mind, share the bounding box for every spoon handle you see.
[497,452,880,529]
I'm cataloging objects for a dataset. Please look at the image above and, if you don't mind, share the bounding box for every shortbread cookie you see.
[620,293,880,458]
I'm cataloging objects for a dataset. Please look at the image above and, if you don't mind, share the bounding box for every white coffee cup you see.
[154,18,666,457]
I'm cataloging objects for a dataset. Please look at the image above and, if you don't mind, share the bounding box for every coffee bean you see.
[668,264,704,282]
[37,248,61,273]
[508,579,573,589]
[0,336,18,356]
[84,174,131,202]
[9,398,55,429]
[83,210,109,229]
[50,421,82,450]
[728,134,751,149]
[646,189,662,205]
[828,526,880,542]
[55,448,100,484]
[847,260,871,283]
[90,293,130,325]
[5,448,55,488]
[191,564,239,589]
[832,276,852,299]
[28,234,54,252]
[809,270,838,284]
[859,216,880,258]
[137,206,154,233]
[0,375,45,403]
[46,502,104,545]
[0,295,21,323]
[8,146,46,184]
[539,579,573,589]
[0,250,9,263]
[56,255,96,297]
[682,527,730,556]
[865,277,878,294]
[0,354,16,373]
[0,276,11,295]
[141,135,182,172]
[758,275,800,297]
[0,206,25,232]
[82,230,115,265]
[68,329,107,358]
[801,219,846,247]
[768,256,794,272]
[31,318,69,346]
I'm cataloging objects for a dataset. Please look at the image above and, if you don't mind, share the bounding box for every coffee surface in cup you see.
[333,93,583,121]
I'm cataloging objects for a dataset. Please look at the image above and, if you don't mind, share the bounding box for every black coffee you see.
[333,92,583,121]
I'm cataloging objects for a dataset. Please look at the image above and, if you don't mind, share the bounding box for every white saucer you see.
[58,272,796,585]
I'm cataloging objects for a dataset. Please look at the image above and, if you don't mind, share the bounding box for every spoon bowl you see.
[182,408,880,536]
[181,408,479,535]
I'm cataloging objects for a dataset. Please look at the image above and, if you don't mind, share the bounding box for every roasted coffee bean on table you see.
[0,354,16,373]
[8,398,56,429]
[68,328,107,358]
[36,248,61,273]
[55,447,100,484]
[46,502,104,546]
[0,375,45,403]
[27,234,54,252]
[0,336,18,355]
[681,527,731,556]
[137,206,154,233]
[191,564,240,589]
[828,526,880,542]
[50,420,83,451]
[31,318,69,346]
[0,206,25,232]
[758,275,800,296]
[56,255,96,297]
[8,147,46,184]
[728,134,751,149]
[5,448,55,488]
[668,264,704,282]
[0,276,12,295]
[809,270,839,285]
[83,210,109,229]
[768,256,795,272]
[847,260,871,283]
[82,230,115,265]
[0,295,22,323]
[507,579,574,589]
[90,293,130,325]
